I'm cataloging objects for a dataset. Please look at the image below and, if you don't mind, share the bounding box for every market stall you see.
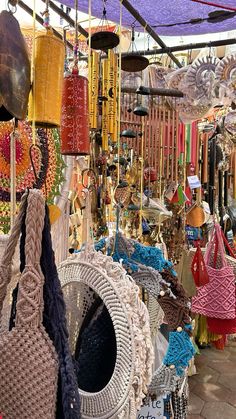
[1,1,236,418]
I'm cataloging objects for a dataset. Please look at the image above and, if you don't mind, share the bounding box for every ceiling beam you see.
[120,0,182,68]
[122,86,183,97]
[123,37,236,57]
[18,0,74,52]
[41,0,89,38]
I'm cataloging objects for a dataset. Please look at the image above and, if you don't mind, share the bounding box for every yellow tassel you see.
[48,204,61,224]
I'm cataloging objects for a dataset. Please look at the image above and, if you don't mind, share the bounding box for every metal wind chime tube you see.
[60,0,90,155]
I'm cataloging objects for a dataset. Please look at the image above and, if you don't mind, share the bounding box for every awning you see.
[58,0,236,36]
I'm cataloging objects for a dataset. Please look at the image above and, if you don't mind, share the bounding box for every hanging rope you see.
[116,0,123,186]
[139,124,144,237]
[88,0,92,130]
[73,0,79,72]
[10,122,17,230]
[31,0,36,145]
[159,97,164,198]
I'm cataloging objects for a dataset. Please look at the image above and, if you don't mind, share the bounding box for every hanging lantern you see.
[28,28,65,127]
[61,72,90,155]
[0,9,30,121]
[60,0,89,156]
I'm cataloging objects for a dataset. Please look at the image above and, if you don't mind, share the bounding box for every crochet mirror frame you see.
[58,247,153,419]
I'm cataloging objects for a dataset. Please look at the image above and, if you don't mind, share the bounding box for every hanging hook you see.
[8,0,18,13]
[103,0,107,18]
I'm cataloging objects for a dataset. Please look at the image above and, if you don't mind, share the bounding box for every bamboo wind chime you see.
[101,50,118,151]
[108,50,118,143]
[102,57,109,151]
[89,51,99,130]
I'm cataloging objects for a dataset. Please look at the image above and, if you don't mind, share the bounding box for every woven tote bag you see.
[192,224,235,319]
[206,230,236,335]
[0,189,58,419]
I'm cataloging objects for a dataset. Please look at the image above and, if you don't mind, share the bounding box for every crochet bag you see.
[17,204,81,418]
[0,189,58,419]
[207,231,236,335]
[192,224,235,319]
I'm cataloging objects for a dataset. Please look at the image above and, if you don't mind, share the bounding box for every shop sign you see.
[137,397,164,418]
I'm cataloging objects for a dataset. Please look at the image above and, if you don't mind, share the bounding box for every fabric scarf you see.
[11,205,81,419]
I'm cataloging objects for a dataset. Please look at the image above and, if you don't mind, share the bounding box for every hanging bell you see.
[0,11,30,121]
[121,129,137,138]
[133,105,149,117]
[61,70,90,155]
[121,53,149,72]
[28,29,65,127]
[90,31,120,52]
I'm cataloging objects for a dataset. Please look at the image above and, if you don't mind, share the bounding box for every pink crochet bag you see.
[191,223,235,319]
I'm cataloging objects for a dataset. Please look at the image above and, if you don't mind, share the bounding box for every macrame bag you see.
[207,230,236,335]
[0,190,58,419]
[191,224,235,319]
[17,204,81,418]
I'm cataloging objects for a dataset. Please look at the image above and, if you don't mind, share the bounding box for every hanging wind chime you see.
[60,0,90,155]
[28,1,65,127]
[122,25,149,73]
[88,0,120,52]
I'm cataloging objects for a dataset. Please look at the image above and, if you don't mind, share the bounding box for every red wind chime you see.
[60,0,90,155]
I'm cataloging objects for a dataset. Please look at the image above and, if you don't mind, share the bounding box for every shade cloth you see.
[59,0,236,36]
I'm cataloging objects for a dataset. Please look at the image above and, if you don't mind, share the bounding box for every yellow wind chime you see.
[101,50,118,151]
[89,51,99,130]
[108,50,118,143]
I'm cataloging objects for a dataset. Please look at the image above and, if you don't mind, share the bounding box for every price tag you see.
[137,397,165,419]
[187,175,201,190]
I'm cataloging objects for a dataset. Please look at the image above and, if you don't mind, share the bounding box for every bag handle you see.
[221,230,236,259]
[205,223,227,268]
[16,189,45,328]
[0,192,28,320]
